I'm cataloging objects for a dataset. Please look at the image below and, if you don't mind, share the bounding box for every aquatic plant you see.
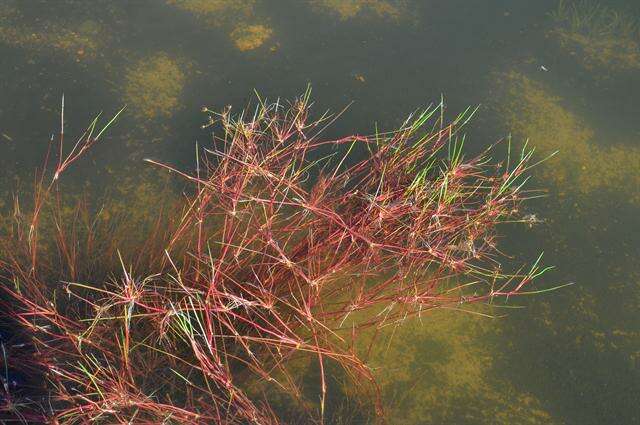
[495,66,640,422]
[230,23,273,51]
[166,0,255,22]
[550,0,638,37]
[549,0,640,71]
[165,0,275,53]
[123,53,188,120]
[349,309,560,424]
[310,0,406,21]
[0,92,550,423]
[500,71,640,204]
[0,2,104,61]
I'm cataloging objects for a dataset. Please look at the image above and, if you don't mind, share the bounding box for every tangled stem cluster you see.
[0,92,547,423]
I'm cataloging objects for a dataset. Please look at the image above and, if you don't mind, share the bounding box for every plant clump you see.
[0,92,547,423]
[166,0,255,22]
[165,0,276,53]
[500,71,640,204]
[310,0,407,21]
[123,53,187,120]
[350,309,559,424]
[549,0,640,72]
[0,4,103,61]
[229,23,273,51]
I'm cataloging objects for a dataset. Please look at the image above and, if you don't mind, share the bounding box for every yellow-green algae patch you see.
[310,0,407,21]
[242,274,560,422]
[532,283,640,372]
[498,88,640,381]
[164,0,275,52]
[0,3,104,61]
[123,53,187,120]
[229,23,273,51]
[349,309,560,424]
[500,71,640,204]
[166,0,255,23]
[548,0,640,72]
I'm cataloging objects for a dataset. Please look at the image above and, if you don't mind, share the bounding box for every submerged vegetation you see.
[0,92,550,423]
[123,54,188,120]
[358,309,559,424]
[500,71,640,204]
[549,0,640,72]
[0,3,104,62]
[166,0,256,22]
[497,65,640,421]
[310,0,407,21]
[166,0,274,52]
[230,23,273,51]
[1,0,638,422]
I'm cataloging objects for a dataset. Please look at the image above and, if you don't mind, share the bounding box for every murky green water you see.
[1,0,639,423]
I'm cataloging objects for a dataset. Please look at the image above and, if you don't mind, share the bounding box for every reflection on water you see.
[1,0,639,423]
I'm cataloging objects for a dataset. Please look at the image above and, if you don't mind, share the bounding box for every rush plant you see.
[0,91,555,424]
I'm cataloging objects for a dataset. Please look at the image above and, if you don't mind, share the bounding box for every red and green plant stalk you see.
[0,91,552,424]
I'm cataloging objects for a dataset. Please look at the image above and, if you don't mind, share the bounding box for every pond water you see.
[1,0,639,423]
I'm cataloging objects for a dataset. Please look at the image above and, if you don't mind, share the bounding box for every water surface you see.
[1,1,639,423]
